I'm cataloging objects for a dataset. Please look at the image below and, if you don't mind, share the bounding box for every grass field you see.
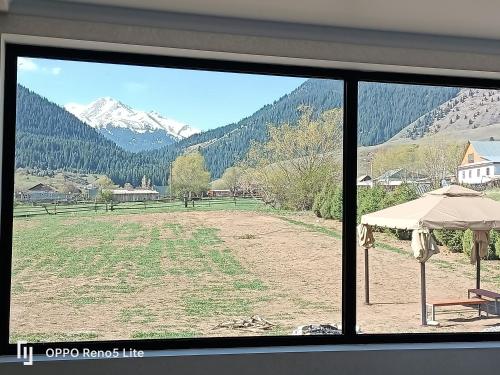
[10,199,500,342]
[11,200,343,342]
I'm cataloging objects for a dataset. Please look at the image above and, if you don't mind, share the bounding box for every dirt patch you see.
[10,210,500,341]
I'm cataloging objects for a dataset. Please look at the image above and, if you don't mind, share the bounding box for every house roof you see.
[111,189,159,194]
[376,168,428,181]
[471,140,500,162]
[27,183,57,192]
[357,175,372,182]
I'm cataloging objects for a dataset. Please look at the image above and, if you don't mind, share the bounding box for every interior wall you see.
[3,6,500,76]
[1,5,500,375]
[1,344,500,375]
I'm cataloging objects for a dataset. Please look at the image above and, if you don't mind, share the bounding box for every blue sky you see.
[17,57,307,131]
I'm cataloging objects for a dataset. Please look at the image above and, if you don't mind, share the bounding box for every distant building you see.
[111,188,159,202]
[357,175,373,187]
[207,189,232,198]
[375,168,429,187]
[82,185,99,200]
[18,183,68,202]
[457,140,500,184]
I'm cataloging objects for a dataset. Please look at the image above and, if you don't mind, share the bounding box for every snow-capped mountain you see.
[65,97,199,152]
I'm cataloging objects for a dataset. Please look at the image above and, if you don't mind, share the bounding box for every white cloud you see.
[17,58,61,76]
[18,57,38,72]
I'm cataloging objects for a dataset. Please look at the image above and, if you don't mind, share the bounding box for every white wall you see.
[458,164,497,184]
[1,2,500,374]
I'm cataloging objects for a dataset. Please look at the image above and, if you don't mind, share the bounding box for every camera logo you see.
[17,341,33,366]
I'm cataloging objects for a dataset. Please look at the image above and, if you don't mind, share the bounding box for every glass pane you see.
[357,82,500,333]
[10,57,343,342]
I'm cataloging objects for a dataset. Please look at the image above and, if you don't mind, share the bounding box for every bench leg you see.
[496,299,499,315]
[432,305,435,322]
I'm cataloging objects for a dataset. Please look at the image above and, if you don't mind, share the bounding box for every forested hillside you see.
[15,85,168,186]
[358,82,460,144]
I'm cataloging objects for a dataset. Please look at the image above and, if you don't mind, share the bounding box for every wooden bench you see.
[426,298,489,322]
[468,289,500,314]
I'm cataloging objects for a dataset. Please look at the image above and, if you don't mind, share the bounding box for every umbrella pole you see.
[364,247,370,305]
[476,242,481,290]
[421,262,427,325]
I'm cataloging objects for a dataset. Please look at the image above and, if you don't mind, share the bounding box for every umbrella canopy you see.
[360,185,500,231]
[358,185,500,325]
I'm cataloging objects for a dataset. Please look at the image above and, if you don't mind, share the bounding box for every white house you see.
[457,140,500,184]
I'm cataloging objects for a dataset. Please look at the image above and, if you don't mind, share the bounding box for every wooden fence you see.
[13,197,264,218]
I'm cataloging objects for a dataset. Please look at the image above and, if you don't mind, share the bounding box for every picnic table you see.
[426,298,489,322]
[468,289,500,315]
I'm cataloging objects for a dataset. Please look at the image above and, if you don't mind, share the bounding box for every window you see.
[468,153,474,163]
[486,167,490,176]
[1,43,500,356]
[7,47,344,346]
[357,82,500,334]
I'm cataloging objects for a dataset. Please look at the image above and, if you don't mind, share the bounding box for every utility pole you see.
[169,162,173,201]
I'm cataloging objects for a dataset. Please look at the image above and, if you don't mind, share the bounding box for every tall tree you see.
[96,175,116,189]
[243,107,343,210]
[218,167,244,195]
[171,151,211,198]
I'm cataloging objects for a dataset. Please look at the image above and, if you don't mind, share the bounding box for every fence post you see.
[54,203,57,215]
[106,203,108,212]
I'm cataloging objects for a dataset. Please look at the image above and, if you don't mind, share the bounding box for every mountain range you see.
[15,79,480,186]
[65,97,199,152]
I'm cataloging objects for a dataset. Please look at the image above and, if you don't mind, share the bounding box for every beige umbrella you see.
[358,185,500,325]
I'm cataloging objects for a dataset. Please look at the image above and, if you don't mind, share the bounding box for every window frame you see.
[2,43,500,356]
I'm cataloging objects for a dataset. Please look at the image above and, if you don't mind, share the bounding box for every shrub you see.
[495,231,500,259]
[99,189,113,203]
[329,185,343,220]
[488,230,500,260]
[356,184,417,239]
[312,185,328,217]
[434,229,464,253]
[462,229,474,257]
[319,187,336,219]
[381,183,419,207]
[357,186,387,222]
[462,229,499,260]
[312,184,342,220]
